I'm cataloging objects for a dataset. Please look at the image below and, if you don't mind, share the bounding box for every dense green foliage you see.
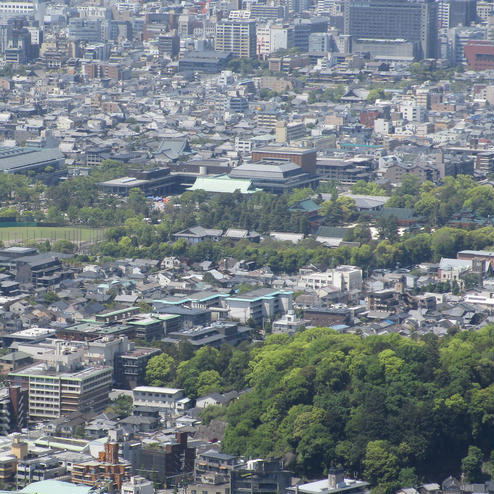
[145,342,253,400]
[218,326,493,490]
[106,394,134,418]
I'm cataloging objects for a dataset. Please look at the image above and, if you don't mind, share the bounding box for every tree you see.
[106,394,133,418]
[128,188,148,216]
[363,440,400,492]
[367,88,386,103]
[44,291,60,304]
[145,353,175,386]
[53,239,77,254]
[462,446,483,483]
[351,180,387,196]
[74,425,86,439]
[464,186,494,217]
[377,216,399,242]
[196,370,222,396]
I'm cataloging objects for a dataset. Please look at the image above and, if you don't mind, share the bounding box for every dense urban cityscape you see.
[0,0,492,492]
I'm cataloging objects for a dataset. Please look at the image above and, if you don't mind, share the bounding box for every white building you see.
[9,362,112,420]
[400,102,427,123]
[270,24,294,52]
[298,266,363,291]
[374,118,393,135]
[226,288,293,324]
[122,476,154,494]
[256,24,271,57]
[235,136,253,154]
[438,258,472,282]
[0,0,37,16]
[132,386,191,414]
[272,310,306,333]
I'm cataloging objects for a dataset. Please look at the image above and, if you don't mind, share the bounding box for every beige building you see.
[215,20,257,58]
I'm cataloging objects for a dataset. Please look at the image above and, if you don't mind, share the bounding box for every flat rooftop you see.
[133,386,183,394]
[10,362,111,379]
[9,327,56,338]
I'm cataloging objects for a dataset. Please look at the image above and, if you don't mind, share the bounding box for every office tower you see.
[68,18,102,42]
[344,0,439,59]
[449,0,477,27]
[270,24,294,52]
[215,19,257,58]
[437,0,477,28]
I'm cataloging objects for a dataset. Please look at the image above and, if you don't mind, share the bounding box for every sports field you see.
[0,226,105,245]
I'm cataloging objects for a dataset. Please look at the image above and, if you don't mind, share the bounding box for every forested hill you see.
[220,326,493,492]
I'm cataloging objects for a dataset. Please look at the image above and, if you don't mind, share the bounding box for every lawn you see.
[0,226,105,244]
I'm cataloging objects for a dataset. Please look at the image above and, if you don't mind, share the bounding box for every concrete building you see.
[122,476,154,494]
[215,20,257,58]
[9,355,112,420]
[231,459,292,494]
[229,159,319,193]
[275,121,306,143]
[308,32,333,52]
[270,24,294,52]
[68,18,101,42]
[298,266,363,291]
[226,288,293,324]
[97,168,177,196]
[0,146,64,176]
[132,386,191,414]
[344,0,438,59]
[400,102,427,122]
[252,146,317,173]
[288,468,369,494]
[464,40,494,70]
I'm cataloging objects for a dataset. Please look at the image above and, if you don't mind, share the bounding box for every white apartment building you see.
[235,136,253,154]
[477,1,494,21]
[400,102,427,123]
[9,363,112,420]
[0,0,37,16]
[298,266,363,291]
[132,386,191,414]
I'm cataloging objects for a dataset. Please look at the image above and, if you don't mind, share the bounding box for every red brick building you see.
[464,40,494,71]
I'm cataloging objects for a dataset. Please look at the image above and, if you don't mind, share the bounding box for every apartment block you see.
[215,20,257,58]
[9,362,112,420]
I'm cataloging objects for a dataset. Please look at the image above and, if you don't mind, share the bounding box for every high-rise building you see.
[215,19,257,58]
[344,0,439,59]
[437,0,477,28]
[270,24,294,52]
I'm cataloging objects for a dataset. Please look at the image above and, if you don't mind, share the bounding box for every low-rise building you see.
[299,266,362,291]
[132,386,191,414]
[226,288,293,324]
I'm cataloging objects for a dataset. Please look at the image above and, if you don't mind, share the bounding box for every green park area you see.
[0,226,105,245]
